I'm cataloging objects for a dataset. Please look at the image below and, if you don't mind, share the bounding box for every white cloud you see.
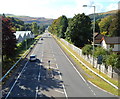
[0,0,119,18]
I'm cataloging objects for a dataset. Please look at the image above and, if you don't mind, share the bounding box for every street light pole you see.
[93,6,95,68]
[25,24,27,50]
[83,5,96,68]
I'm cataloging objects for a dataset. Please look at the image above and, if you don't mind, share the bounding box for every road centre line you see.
[55,64,68,98]
[58,41,96,96]
[36,40,44,98]
[35,86,38,99]
[48,39,68,98]
[5,61,29,99]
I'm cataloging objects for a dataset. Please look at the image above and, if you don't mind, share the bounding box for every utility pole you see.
[83,5,96,68]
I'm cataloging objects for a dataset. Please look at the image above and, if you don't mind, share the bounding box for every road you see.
[2,32,118,98]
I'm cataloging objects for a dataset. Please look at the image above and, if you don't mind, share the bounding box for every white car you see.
[29,55,37,61]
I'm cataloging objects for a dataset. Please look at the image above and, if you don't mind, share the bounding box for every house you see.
[94,33,105,46]
[101,37,120,53]
[14,31,34,43]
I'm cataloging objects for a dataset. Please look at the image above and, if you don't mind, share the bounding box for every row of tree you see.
[6,15,47,35]
[2,14,47,62]
[82,44,120,68]
[49,13,92,47]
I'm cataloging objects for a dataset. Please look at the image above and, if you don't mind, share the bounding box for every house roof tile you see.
[104,37,120,44]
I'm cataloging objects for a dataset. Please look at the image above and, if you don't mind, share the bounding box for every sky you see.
[0,0,119,19]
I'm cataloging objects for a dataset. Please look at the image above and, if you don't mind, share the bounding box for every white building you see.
[101,37,120,53]
[14,31,34,43]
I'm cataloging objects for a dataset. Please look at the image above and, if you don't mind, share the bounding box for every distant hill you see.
[89,10,117,21]
[2,14,54,25]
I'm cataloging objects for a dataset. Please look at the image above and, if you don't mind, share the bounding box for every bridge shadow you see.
[2,58,64,98]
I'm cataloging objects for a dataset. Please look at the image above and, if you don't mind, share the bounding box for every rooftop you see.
[103,37,120,44]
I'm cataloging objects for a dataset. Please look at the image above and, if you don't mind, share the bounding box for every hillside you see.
[89,10,117,21]
[3,14,54,25]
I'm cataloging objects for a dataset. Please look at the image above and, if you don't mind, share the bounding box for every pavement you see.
[2,32,119,99]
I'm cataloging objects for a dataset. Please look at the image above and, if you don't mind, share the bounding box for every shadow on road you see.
[2,58,64,98]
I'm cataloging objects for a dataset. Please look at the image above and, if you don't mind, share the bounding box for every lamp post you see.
[83,5,95,68]
[25,24,27,50]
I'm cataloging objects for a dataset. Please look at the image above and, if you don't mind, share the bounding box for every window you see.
[110,44,114,48]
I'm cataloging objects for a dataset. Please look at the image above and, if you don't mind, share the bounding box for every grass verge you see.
[53,35,120,96]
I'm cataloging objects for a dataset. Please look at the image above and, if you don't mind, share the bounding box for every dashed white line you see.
[55,64,68,98]
[35,87,38,99]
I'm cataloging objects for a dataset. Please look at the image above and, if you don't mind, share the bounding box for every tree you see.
[31,22,39,35]
[48,15,68,38]
[65,13,92,47]
[82,44,92,56]
[58,15,68,38]
[94,47,108,64]
[108,10,120,37]
[2,16,17,59]
[99,15,113,35]
[106,53,120,68]
[93,19,100,33]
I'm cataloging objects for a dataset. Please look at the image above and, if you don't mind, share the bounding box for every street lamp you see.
[83,5,95,68]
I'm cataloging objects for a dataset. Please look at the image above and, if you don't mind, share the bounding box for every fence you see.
[60,38,120,80]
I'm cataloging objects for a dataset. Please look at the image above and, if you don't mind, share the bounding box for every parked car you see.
[29,55,37,61]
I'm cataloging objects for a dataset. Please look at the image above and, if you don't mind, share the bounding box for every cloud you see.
[0,0,119,18]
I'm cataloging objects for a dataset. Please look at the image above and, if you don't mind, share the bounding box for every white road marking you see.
[36,40,44,98]
[35,87,38,99]
[58,41,96,96]
[49,40,68,98]
[5,61,29,99]
[88,81,117,96]
[54,89,64,94]
[55,64,68,98]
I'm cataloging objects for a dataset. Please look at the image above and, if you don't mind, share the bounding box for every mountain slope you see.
[89,10,117,20]
[4,14,54,25]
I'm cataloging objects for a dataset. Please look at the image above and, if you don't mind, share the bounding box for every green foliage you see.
[10,17,25,31]
[106,53,120,68]
[49,15,68,38]
[92,19,100,33]
[39,25,47,34]
[109,10,120,37]
[98,10,120,37]
[99,15,113,35]
[82,44,92,56]
[94,47,108,64]
[65,13,92,47]
[31,22,39,35]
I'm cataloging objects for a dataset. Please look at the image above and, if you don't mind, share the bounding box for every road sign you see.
[97,55,103,64]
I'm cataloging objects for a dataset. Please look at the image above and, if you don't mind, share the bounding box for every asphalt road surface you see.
[2,32,118,99]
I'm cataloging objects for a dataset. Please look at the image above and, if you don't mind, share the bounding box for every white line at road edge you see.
[58,40,96,96]
[5,61,29,99]
[88,81,117,96]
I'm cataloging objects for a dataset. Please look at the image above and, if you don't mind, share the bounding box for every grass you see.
[53,35,120,96]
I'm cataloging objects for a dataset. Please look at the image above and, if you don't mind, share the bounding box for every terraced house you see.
[14,31,34,43]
